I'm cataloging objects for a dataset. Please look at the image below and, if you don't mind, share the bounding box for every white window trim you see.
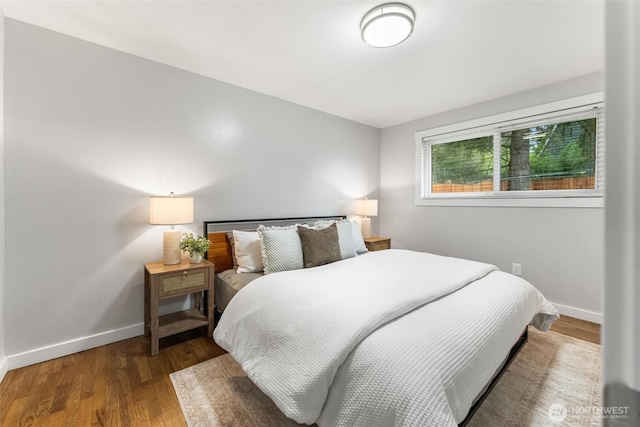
[414,92,604,208]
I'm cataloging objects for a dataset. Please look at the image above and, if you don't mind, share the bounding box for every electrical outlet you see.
[512,263,522,276]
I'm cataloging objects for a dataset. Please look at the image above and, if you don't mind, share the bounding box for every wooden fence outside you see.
[432,176,595,193]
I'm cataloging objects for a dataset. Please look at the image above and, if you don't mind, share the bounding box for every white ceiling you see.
[0,0,604,128]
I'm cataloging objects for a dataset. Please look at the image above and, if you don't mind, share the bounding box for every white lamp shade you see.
[149,196,194,225]
[354,199,378,217]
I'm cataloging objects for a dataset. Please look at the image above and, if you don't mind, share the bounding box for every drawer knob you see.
[182,271,189,279]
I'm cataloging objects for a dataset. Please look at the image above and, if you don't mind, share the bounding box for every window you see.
[415,94,604,207]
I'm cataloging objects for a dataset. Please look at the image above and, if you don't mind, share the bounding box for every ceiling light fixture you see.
[361,3,415,48]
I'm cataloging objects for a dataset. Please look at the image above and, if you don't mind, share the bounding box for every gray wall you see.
[3,19,380,363]
[380,72,604,322]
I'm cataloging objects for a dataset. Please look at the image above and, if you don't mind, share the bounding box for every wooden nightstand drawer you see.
[159,269,207,298]
[364,236,391,252]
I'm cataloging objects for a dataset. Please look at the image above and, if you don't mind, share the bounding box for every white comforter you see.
[214,249,558,426]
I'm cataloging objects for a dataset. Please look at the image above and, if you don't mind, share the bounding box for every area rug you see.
[170,328,601,427]
[467,328,601,427]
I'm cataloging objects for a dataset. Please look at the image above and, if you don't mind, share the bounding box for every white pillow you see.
[232,230,264,273]
[257,225,304,274]
[350,220,368,254]
[315,219,357,260]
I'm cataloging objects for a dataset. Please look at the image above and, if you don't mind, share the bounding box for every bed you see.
[204,216,559,426]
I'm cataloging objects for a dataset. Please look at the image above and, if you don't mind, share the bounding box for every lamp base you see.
[163,230,182,265]
[360,217,372,238]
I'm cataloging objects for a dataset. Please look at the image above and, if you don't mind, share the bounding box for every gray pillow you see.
[315,219,357,259]
[297,224,342,268]
[257,225,304,274]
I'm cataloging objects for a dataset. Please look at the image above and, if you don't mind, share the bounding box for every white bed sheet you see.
[213,249,558,426]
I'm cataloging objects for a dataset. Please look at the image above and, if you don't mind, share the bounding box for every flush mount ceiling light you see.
[361,3,415,48]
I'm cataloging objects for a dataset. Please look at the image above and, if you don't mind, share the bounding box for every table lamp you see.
[354,198,378,238]
[149,192,194,264]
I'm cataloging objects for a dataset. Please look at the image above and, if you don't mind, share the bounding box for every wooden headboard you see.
[203,216,346,273]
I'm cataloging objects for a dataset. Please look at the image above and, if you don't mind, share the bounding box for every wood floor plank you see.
[49,381,72,414]
[0,317,598,426]
[46,409,69,427]
[76,397,94,427]
[79,348,95,394]
[550,314,601,344]
[91,364,107,419]
[136,354,153,385]
[0,370,21,419]
[3,396,29,427]
[29,369,56,426]
[142,383,163,426]
[129,384,152,427]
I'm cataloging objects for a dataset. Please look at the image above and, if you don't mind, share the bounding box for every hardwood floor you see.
[0,329,225,426]
[0,316,600,426]
[550,314,601,344]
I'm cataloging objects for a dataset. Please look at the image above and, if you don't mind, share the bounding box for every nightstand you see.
[144,259,215,356]
[364,236,391,251]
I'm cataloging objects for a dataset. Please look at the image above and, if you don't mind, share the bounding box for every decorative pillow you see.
[297,224,342,268]
[226,232,239,268]
[232,230,264,273]
[257,225,304,274]
[315,219,357,260]
[350,220,368,254]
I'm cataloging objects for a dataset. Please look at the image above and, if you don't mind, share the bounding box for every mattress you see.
[214,269,263,312]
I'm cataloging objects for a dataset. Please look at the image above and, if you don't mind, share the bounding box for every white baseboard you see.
[553,302,602,324]
[0,356,8,384]
[6,323,144,371]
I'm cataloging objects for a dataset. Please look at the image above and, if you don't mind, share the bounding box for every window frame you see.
[415,93,604,208]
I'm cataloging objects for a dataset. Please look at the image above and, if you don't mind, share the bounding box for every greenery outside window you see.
[415,94,604,207]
